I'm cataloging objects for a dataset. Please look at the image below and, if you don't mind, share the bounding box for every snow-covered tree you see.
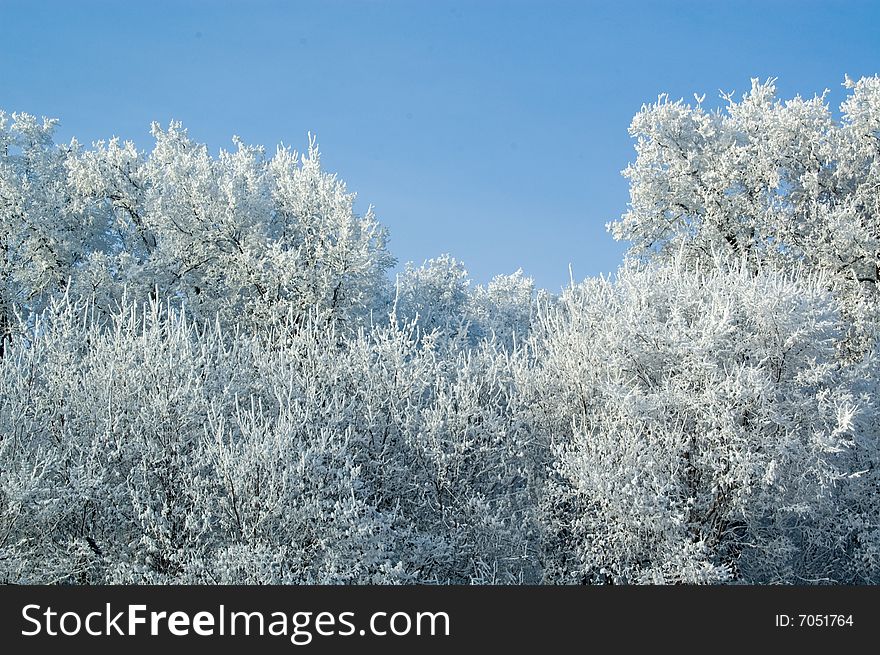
[66,123,394,330]
[0,112,109,355]
[468,269,536,348]
[393,254,471,337]
[526,261,871,583]
[609,75,880,314]
[612,79,825,270]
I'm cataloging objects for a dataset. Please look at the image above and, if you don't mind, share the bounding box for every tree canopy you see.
[1,75,878,584]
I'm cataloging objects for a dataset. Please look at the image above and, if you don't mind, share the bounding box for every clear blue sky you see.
[2,0,878,291]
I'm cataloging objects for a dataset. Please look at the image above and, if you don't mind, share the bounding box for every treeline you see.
[0,76,878,584]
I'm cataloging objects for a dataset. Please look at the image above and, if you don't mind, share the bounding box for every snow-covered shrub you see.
[0,293,538,584]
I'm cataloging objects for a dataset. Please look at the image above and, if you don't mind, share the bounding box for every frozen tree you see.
[595,75,880,582]
[0,112,109,355]
[609,75,880,322]
[265,136,395,327]
[468,269,536,348]
[603,72,880,366]
[393,254,471,338]
[65,123,394,330]
[526,261,871,583]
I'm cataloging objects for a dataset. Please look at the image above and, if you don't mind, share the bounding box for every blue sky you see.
[2,0,878,290]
